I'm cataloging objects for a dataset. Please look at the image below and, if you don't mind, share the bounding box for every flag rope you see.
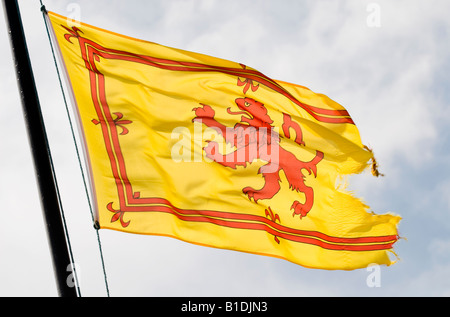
[40,2,110,297]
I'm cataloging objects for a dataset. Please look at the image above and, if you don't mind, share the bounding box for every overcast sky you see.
[1,0,450,297]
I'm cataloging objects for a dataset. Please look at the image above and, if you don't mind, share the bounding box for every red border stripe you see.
[68,29,396,252]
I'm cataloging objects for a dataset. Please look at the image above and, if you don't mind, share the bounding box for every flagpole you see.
[2,0,78,297]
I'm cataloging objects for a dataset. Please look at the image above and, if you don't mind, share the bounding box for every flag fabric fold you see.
[48,11,400,270]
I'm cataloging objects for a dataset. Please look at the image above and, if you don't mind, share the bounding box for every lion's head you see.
[227,98,273,128]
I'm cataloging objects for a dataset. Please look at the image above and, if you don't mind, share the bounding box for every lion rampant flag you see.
[48,11,400,270]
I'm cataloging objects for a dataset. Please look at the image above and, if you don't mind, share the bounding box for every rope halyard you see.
[40,1,110,297]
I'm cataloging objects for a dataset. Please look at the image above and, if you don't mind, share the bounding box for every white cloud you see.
[399,238,450,296]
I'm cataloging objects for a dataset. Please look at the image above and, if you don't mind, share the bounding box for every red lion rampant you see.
[193,98,323,219]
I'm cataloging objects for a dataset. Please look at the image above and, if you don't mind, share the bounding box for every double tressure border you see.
[62,25,397,252]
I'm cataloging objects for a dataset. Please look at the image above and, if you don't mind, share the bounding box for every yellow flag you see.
[48,11,400,270]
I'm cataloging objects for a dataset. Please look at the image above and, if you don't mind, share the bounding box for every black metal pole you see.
[2,0,78,297]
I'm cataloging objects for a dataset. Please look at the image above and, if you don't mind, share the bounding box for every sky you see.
[1,0,449,297]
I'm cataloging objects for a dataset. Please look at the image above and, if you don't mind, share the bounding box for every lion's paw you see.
[291,200,309,219]
[192,104,215,121]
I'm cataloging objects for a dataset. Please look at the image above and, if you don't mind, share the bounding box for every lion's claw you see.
[291,200,308,219]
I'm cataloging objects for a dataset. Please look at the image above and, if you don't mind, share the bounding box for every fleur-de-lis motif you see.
[92,112,132,135]
[237,64,259,94]
[61,25,83,43]
[238,77,259,94]
[107,202,130,227]
[112,112,132,135]
[265,206,281,244]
